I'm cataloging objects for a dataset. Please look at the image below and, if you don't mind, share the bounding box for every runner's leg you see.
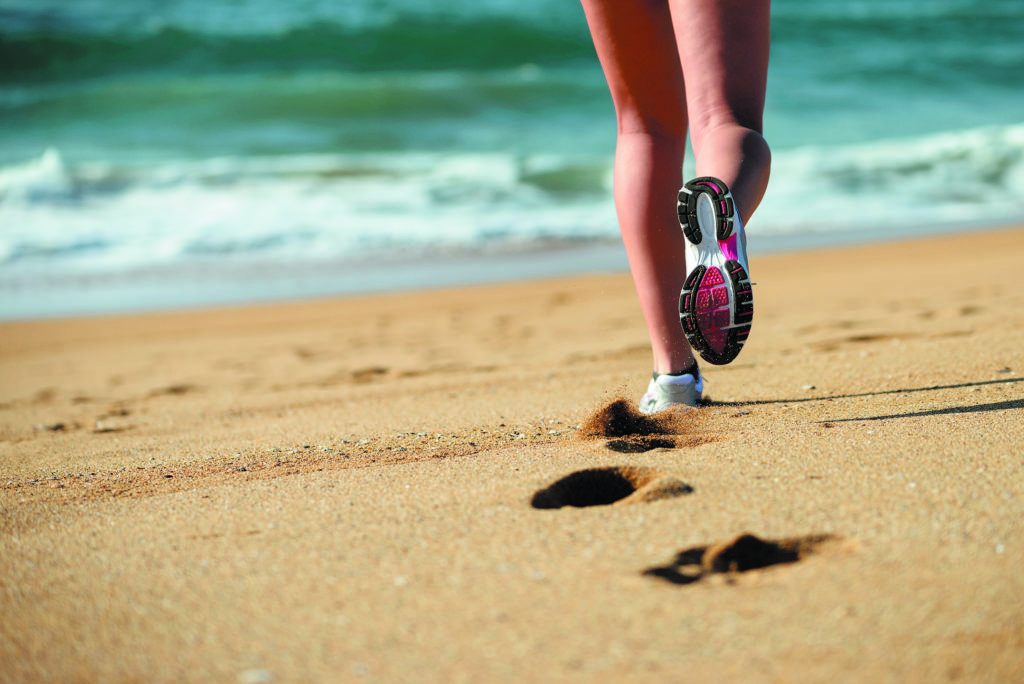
[580,0,695,374]
[670,0,772,222]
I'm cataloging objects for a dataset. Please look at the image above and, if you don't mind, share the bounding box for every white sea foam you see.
[0,148,77,204]
[0,149,615,275]
[755,123,1024,235]
[1,123,1023,317]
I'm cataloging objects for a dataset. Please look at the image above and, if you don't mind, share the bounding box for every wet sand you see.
[2,226,1023,682]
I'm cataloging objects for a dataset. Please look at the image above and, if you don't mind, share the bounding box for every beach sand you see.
[2,227,1023,682]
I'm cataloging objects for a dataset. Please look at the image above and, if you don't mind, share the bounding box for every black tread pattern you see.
[677,189,702,245]
[677,176,736,242]
[678,260,753,366]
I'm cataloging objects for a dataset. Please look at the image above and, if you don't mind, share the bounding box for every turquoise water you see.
[1,0,1023,317]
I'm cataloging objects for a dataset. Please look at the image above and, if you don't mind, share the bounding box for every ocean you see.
[1,0,1023,319]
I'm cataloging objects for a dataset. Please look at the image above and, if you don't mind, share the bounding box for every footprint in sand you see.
[604,437,676,453]
[531,466,694,509]
[145,384,197,398]
[643,533,844,585]
[578,398,715,451]
[32,388,57,403]
[539,401,845,584]
[350,366,389,383]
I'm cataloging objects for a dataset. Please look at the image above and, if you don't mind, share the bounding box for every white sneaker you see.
[677,176,753,365]
[638,371,703,414]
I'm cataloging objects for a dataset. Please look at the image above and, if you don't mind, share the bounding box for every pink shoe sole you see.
[677,177,753,366]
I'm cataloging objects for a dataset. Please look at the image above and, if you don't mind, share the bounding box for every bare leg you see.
[671,0,772,223]
[580,0,695,374]
[581,0,771,375]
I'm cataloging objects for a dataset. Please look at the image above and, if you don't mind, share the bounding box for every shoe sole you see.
[677,177,753,366]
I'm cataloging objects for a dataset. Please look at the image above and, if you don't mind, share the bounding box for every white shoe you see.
[677,176,753,365]
[638,371,703,414]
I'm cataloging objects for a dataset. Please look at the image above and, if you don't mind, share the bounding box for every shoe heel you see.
[680,176,736,241]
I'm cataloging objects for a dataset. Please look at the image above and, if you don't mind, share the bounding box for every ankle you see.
[653,359,701,380]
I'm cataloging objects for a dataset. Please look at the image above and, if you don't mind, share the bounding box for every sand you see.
[1,226,1023,682]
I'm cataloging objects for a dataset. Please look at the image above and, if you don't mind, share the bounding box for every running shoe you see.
[677,176,753,365]
[638,370,703,414]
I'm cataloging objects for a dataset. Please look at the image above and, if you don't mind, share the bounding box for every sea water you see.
[1,0,1022,318]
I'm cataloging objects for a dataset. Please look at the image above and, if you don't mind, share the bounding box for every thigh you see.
[670,0,770,149]
[580,0,688,140]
